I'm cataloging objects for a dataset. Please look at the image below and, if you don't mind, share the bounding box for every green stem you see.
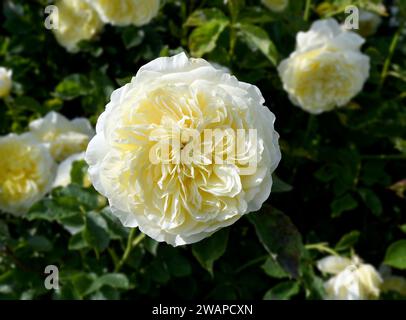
[305,243,339,256]
[132,233,146,247]
[115,229,141,272]
[380,23,404,88]
[304,0,312,22]
[235,255,268,274]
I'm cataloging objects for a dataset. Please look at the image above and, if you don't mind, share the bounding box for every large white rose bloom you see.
[85,0,160,27]
[278,19,370,114]
[86,52,281,246]
[0,67,12,98]
[317,255,383,300]
[0,133,56,215]
[29,111,95,162]
[261,0,289,13]
[52,0,103,53]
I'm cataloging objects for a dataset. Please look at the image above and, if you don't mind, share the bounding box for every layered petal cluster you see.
[317,255,382,300]
[278,19,370,114]
[0,133,56,215]
[261,0,289,13]
[52,0,103,52]
[85,0,160,27]
[29,111,95,162]
[0,67,12,98]
[86,53,281,246]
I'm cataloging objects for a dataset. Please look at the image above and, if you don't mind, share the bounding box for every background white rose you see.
[29,111,95,162]
[86,0,160,27]
[52,0,103,53]
[358,10,382,37]
[0,133,56,215]
[0,67,12,98]
[318,255,383,300]
[86,52,281,246]
[278,19,370,114]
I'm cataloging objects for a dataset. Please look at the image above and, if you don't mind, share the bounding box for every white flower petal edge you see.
[0,133,56,215]
[85,0,160,27]
[278,18,370,114]
[86,52,281,246]
[317,255,353,275]
[29,111,95,162]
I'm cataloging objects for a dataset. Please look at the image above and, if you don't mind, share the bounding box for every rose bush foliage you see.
[0,0,405,300]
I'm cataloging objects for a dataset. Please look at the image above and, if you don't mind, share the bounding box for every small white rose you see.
[0,133,56,215]
[85,0,160,27]
[29,111,95,162]
[86,52,281,246]
[52,0,103,53]
[358,10,382,37]
[0,67,12,98]
[278,19,370,114]
[318,254,383,300]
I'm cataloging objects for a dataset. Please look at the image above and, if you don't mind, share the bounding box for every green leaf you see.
[83,212,110,252]
[192,228,229,275]
[263,281,300,300]
[68,232,88,251]
[185,8,228,27]
[100,207,129,240]
[384,240,406,270]
[27,235,52,252]
[314,164,339,182]
[143,236,159,256]
[400,225,406,234]
[27,199,78,222]
[238,23,278,66]
[248,206,303,278]
[70,160,88,186]
[335,230,361,251]
[189,20,229,57]
[272,175,293,193]
[54,74,91,100]
[121,27,145,49]
[358,188,383,216]
[161,246,192,278]
[239,6,275,24]
[331,193,358,218]
[262,257,289,279]
[85,273,129,295]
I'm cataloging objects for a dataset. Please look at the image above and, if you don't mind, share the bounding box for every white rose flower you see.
[86,52,281,246]
[278,19,370,114]
[52,0,103,53]
[29,111,95,162]
[0,67,12,98]
[53,152,90,188]
[358,10,382,37]
[85,0,160,27]
[0,133,56,215]
[317,255,383,300]
[261,0,289,13]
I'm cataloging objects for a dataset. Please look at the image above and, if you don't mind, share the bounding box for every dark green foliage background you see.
[0,0,405,300]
